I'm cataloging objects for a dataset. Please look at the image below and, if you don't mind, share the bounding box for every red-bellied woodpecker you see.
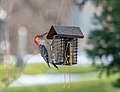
[33,33,58,69]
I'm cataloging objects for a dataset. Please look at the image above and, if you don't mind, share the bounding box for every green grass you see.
[0,64,5,78]
[8,75,120,92]
[1,63,120,92]
[23,64,48,74]
[54,65,97,74]
[0,64,24,83]
[23,64,97,74]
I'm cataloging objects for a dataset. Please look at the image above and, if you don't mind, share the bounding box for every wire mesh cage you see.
[51,35,78,65]
[47,25,84,66]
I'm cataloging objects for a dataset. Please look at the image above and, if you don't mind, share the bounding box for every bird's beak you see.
[37,32,47,38]
[41,32,48,37]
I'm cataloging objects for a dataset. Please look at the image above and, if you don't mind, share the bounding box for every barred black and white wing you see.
[38,44,51,68]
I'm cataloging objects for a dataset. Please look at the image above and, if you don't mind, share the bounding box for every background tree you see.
[86,0,120,78]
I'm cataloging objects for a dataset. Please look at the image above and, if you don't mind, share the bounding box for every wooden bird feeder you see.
[47,25,84,65]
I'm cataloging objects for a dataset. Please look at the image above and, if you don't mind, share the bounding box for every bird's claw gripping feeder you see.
[46,25,84,66]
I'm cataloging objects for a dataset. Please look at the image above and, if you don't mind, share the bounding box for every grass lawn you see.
[8,75,120,92]
[1,63,120,92]
[23,63,97,74]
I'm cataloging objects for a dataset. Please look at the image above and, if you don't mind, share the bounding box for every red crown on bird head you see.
[33,34,41,46]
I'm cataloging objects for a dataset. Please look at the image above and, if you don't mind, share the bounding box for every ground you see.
[0,64,120,92]
[8,74,120,92]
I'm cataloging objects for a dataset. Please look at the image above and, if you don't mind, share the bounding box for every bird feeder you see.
[47,25,84,65]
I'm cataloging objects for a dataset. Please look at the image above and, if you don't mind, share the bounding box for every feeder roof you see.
[47,25,84,39]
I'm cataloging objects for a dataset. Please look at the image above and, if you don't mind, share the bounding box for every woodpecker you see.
[33,33,58,69]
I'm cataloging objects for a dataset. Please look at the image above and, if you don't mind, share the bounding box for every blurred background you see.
[0,0,120,92]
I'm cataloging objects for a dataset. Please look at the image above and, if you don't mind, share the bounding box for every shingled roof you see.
[47,25,84,39]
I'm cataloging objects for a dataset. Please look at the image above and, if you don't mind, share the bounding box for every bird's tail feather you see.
[47,63,51,68]
[51,62,59,69]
